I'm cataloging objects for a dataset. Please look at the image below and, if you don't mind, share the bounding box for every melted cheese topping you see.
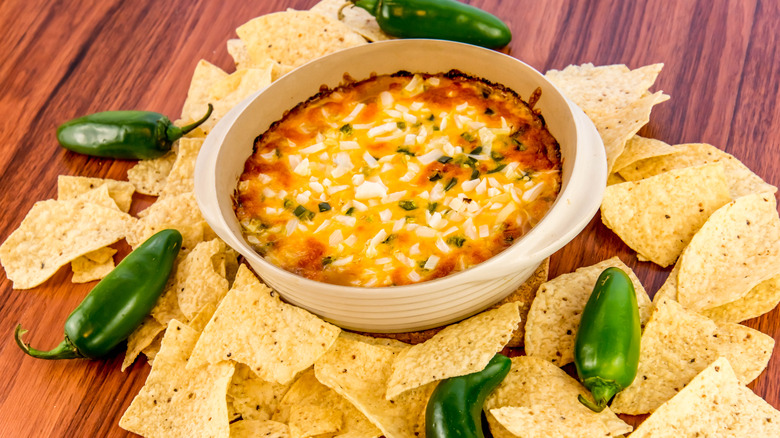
[235,71,561,287]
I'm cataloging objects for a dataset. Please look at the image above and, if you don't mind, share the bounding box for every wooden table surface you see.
[1,0,778,436]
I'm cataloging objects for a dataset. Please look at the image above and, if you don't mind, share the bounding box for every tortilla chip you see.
[188,302,217,333]
[122,316,165,371]
[187,265,340,384]
[314,334,432,438]
[676,192,780,311]
[612,135,679,174]
[229,363,291,422]
[618,142,777,198]
[70,251,115,283]
[236,10,367,69]
[181,59,229,123]
[606,172,626,186]
[174,239,230,320]
[57,175,135,212]
[160,137,204,198]
[600,163,732,267]
[126,151,177,196]
[629,357,780,437]
[119,320,234,438]
[524,257,652,366]
[309,0,392,42]
[274,368,382,438]
[545,63,664,116]
[701,274,780,324]
[195,67,275,134]
[127,192,208,251]
[385,302,521,400]
[610,297,775,415]
[226,39,251,69]
[0,198,134,289]
[592,91,670,172]
[230,420,290,438]
[484,356,632,438]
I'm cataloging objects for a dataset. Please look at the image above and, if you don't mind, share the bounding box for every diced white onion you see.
[424,255,440,270]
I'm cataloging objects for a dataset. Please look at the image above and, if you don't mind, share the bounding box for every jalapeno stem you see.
[14,324,83,360]
[166,103,213,142]
[577,377,620,412]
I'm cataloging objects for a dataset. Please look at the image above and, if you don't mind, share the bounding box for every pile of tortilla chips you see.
[2,1,780,437]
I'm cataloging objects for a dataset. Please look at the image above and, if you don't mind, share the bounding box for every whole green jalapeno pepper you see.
[573,267,641,412]
[14,229,183,360]
[426,353,511,438]
[346,0,512,49]
[56,104,213,160]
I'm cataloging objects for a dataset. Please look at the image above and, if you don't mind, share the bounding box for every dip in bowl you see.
[194,39,606,332]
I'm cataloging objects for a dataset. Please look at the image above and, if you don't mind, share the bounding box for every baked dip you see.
[234,71,561,287]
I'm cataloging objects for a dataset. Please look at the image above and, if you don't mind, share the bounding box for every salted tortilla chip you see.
[606,172,626,186]
[127,192,208,251]
[484,356,632,438]
[701,274,780,324]
[314,334,432,438]
[57,175,135,212]
[122,316,165,371]
[71,250,115,283]
[274,368,382,438]
[612,135,679,174]
[385,302,521,400]
[160,137,204,198]
[600,163,732,267]
[227,38,251,69]
[181,59,229,123]
[610,297,774,415]
[187,265,340,384]
[119,320,234,438]
[127,151,177,196]
[230,420,290,438]
[545,63,664,116]
[174,239,230,320]
[618,143,777,198]
[677,192,780,311]
[229,363,291,422]
[188,302,217,333]
[309,0,392,42]
[629,357,780,437]
[0,199,133,289]
[524,257,652,366]
[236,10,367,69]
[592,91,670,172]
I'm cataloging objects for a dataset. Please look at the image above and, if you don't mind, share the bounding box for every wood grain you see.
[0,0,778,436]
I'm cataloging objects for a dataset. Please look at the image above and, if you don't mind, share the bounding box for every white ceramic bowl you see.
[195,39,606,332]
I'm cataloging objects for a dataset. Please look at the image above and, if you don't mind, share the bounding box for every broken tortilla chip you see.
[0,198,133,289]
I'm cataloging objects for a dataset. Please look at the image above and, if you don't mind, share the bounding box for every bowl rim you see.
[195,39,607,299]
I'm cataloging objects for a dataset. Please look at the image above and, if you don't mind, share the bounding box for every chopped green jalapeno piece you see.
[461,132,476,142]
[444,178,458,191]
[340,123,353,135]
[490,151,504,161]
[470,168,480,180]
[484,107,495,115]
[283,198,293,209]
[345,207,356,216]
[427,202,439,213]
[318,202,332,212]
[382,233,397,244]
[437,155,453,164]
[293,205,315,221]
[447,235,466,247]
[322,256,334,266]
[511,137,527,151]
[399,200,418,211]
[487,164,507,174]
[396,121,407,130]
[470,146,483,155]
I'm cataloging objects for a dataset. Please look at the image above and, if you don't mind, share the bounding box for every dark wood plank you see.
[0,0,778,436]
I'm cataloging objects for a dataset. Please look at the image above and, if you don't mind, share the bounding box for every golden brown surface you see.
[0,0,779,436]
